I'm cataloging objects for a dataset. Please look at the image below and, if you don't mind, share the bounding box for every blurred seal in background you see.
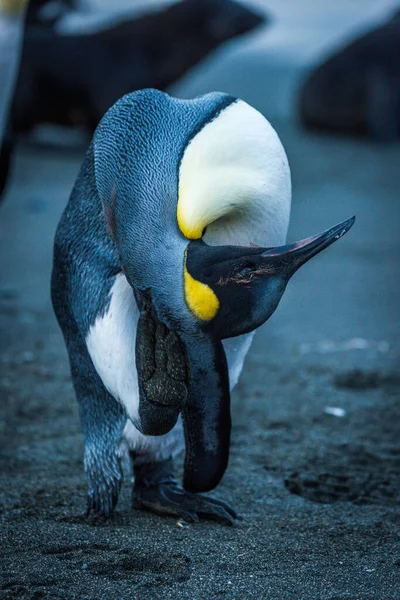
[298,8,400,142]
[0,0,265,198]
[12,0,265,133]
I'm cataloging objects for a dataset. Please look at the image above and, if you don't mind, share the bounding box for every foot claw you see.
[86,481,120,518]
[133,481,238,525]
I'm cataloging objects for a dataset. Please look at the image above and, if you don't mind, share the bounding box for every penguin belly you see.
[85,270,254,460]
[85,272,141,429]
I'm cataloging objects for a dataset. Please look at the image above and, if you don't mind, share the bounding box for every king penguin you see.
[51,89,355,523]
[0,0,27,197]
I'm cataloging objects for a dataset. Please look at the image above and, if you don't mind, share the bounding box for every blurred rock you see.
[298,9,400,141]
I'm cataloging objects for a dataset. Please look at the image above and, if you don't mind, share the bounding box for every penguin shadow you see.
[41,544,192,585]
[284,445,399,506]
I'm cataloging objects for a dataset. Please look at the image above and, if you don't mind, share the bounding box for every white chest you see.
[86,273,141,426]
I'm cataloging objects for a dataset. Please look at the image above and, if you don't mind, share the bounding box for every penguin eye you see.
[231,264,258,285]
[235,263,276,283]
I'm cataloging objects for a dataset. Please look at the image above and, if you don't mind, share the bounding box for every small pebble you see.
[176,519,190,528]
[324,406,346,418]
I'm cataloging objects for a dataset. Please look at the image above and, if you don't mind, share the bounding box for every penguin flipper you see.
[182,335,231,494]
[135,289,189,436]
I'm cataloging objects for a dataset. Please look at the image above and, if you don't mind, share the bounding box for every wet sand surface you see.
[1,2,400,598]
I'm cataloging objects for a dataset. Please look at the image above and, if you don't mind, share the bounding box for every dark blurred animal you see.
[13,0,264,133]
[0,0,264,198]
[0,0,27,195]
[298,9,400,141]
[0,0,76,199]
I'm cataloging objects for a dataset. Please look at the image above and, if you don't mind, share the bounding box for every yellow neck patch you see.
[184,253,219,321]
[177,198,205,240]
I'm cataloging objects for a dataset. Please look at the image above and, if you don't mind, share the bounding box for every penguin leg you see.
[132,457,238,525]
[68,340,126,517]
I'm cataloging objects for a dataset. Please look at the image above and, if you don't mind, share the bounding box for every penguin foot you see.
[86,482,120,518]
[132,459,238,525]
[85,448,124,518]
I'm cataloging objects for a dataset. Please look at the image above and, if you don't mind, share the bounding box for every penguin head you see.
[185,216,356,339]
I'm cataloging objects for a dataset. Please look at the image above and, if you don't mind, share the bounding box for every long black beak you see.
[261,216,355,273]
